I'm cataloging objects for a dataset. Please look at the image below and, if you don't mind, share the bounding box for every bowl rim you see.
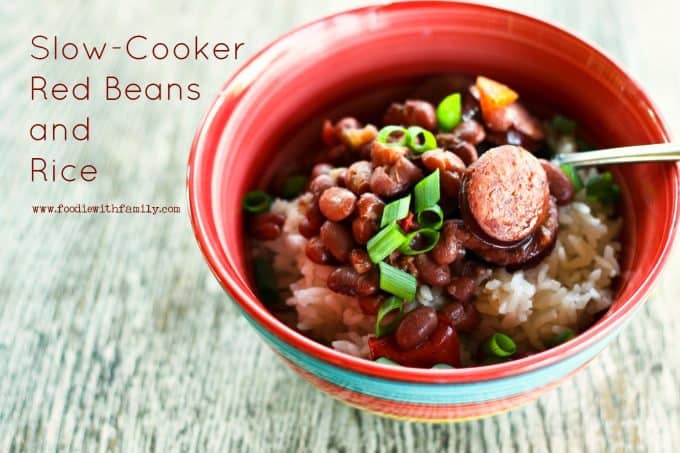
[187,0,679,384]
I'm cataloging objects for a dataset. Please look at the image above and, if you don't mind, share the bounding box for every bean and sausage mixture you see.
[243,76,621,368]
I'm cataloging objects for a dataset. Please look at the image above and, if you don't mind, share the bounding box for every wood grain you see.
[1,0,678,451]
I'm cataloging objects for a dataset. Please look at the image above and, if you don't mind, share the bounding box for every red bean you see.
[319,187,357,221]
[441,301,481,333]
[370,158,423,198]
[431,220,466,265]
[251,212,286,241]
[305,237,334,264]
[446,276,476,302]
[310,163,333,180]
[320,221,354,263]
[252,222,281,241]
[383,100,437,130]
[435,135,479,166]
[298,204,325,238]
[421,149,465,198]
[350,249,373,274]
[421,149,466,174]
[371,141,406,166]
[345,161,373,195]
[352,193,384,244]
[327,266,378,296]
[414,254,451,286]
[395,306,438,350]
[309,174,336,199]
[452,120,486,145]
[358,295,384,315]
[540,159,574,205]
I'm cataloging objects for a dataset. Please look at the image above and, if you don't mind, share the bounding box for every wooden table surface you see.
[1,1,679,451]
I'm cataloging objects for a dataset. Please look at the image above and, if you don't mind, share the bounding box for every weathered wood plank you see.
[0,0,678,452]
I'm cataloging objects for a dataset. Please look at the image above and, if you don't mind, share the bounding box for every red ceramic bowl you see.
[188,2,679,420]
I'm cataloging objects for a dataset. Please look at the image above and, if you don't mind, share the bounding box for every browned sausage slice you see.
[464,196,559,267]
[462,145,549,244]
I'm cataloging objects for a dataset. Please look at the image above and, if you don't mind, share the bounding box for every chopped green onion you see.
[400,228,440,255]
[253,257,281,305]
[546,328,576,348]
[375,296,404,338]
[586,171,621,204]
[431,363,454,369]
[416,204,444,230]
[550,114,577,134]
[381,195,411,228]
[379,261,417,302]
[243,190,272,213]
[281,175,308,199]
[366,223,407,263]
[407,126,437,153]
[375,357,400,366]
[559,163,584,192]
[436,93,462,132]
[483,333,517,358]
[414,169,440,213]
[377,125,410,146]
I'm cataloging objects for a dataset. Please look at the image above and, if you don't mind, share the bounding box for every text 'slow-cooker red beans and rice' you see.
[242,76,622,369]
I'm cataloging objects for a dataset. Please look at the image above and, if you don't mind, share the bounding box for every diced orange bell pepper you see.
[476,76,519,112]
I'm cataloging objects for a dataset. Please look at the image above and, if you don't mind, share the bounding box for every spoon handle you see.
[553,143,680,167]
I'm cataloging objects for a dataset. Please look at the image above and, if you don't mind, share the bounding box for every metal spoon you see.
[552,142,680,167]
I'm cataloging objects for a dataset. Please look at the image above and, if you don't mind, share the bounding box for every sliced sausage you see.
[464,196,559,267]
[461,145,549,244]
[540,159,574,205]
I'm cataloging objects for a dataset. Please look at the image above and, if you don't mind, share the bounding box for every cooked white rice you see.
[258,185,621,360]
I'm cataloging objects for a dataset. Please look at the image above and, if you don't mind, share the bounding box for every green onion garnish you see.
[546,328,576,348]
[416,204,444,230]
[550,114,577,134]
[586,171,621,204]
[253,257,281,305]
[366,223,407,263]
[407,126,437,153]
[559,163,584,192]
[483,333,517,358]
[436,93,462,132]
[377,125,410,146]
[281,175,308,199]
[414,169,440,213]
[379,261,417,302]
[375,296,404,338]
[400,228,440,255]
[431,363,454,369]
[243,190,272,213]
[381,195,411,228]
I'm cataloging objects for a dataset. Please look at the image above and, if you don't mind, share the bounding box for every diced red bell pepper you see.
[321,119,338,146]
[476,76,519,114]
[369,315,461,368]
[397,211,417,233]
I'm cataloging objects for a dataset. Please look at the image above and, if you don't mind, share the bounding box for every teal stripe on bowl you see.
[243,311,622,405]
